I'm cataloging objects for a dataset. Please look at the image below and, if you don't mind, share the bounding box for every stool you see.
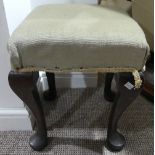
[7,3,149,152]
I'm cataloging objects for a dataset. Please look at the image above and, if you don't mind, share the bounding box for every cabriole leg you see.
[104,73,115,102]
[8,71,48,151]
[106,72,144,151]
[43,72,57,101]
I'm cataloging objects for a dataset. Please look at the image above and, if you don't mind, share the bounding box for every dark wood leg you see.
[106,72,144,152]
[98,0,102,5]
[8,71,48,151]
[43,72,57,101]
[104,73,115,102]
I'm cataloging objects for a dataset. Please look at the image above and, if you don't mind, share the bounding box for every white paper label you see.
[124,82,134,90]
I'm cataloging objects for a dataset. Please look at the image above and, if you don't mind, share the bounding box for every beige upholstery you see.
[8,4,149,72]
[132,0,154,51]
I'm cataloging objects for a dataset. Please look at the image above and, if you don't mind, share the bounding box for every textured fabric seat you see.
[8,4,149,72]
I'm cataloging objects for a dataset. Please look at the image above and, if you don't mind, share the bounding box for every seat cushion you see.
[8,4,149,72]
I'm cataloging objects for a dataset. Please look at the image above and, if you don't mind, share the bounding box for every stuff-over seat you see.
[8,4,149,72]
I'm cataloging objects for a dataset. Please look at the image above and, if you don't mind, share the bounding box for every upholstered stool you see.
[8,2,149,152]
